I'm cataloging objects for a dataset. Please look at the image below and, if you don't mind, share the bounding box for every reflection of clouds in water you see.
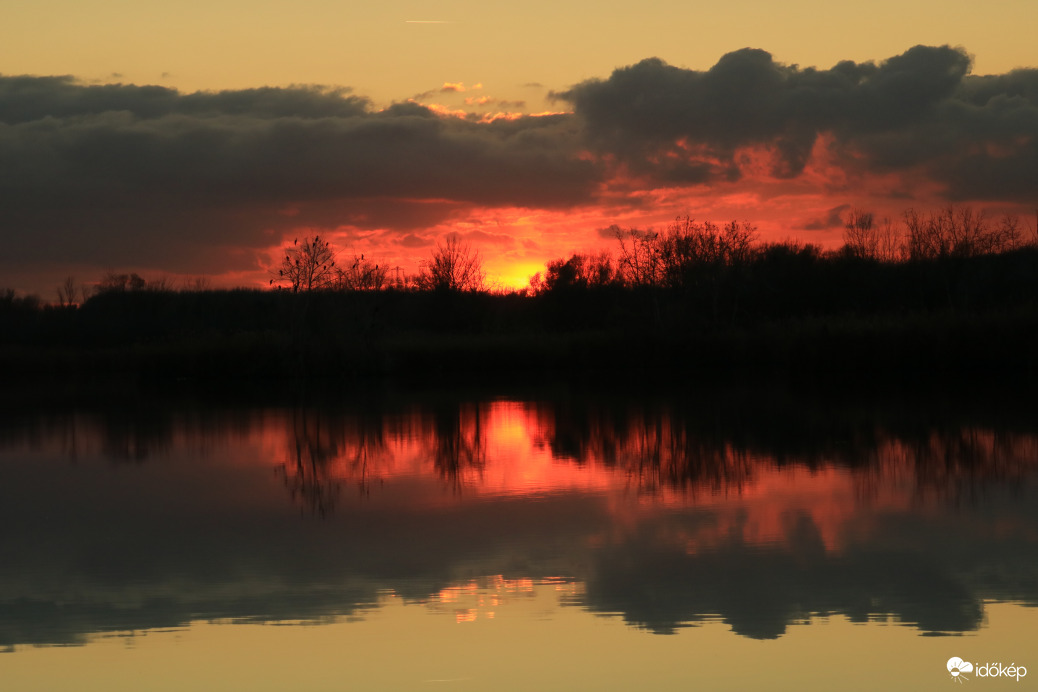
[0,388,1036,649]
[578,509,993,639]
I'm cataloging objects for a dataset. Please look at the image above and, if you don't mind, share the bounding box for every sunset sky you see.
[2,0,1037,294]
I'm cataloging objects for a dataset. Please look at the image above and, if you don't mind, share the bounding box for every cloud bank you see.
[0,78,594,276]
[555,45,1038,196]
[1,44,1036,289]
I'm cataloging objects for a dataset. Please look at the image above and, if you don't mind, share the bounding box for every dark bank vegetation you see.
[2,206,1037,385]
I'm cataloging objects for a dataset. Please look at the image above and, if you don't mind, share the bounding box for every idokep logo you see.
[947,658,974,683]
[947,657,1028,683]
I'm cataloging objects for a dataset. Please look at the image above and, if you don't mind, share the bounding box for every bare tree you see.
[875,216,905,262]
[96,271,147,294]
[147,276,175,292]
[184,276,212,292]
[994,213,1022,251]
[905,206,1021,260]
[614,226,663,287]
[417,235,485,292]
[615,217,758,288]
[904,208,945,259]
[335,255,388,291]
[844,209,878,259]
[57,275,77,306]
[272,234,337,292]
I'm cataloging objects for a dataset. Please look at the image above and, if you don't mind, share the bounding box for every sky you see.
[2,0,1037,294]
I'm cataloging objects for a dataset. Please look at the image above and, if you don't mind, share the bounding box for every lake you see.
[1,384,1035,690]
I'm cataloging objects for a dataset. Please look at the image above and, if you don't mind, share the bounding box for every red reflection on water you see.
[9,399,1035,552]
[254,400,1038,555]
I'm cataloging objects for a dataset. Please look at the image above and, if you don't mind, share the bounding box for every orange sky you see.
[1,1,1037,294]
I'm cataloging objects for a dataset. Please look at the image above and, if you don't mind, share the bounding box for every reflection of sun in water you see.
[427,576,580,624]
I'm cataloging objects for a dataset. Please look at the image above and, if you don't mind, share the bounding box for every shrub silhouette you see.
[416,236,485,292]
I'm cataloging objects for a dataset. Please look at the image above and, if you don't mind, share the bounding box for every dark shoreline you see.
[3,246,1036,389]
[2,305,1035,395]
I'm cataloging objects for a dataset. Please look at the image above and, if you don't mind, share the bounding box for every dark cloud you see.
[0,77,371,123]
[0,77,598,281]
[555,45,970,152]
[308,197,467,232]
[555,45,1037,197]
[397,233,434,248]
[803,204,851,230]
[3,45,1037,290]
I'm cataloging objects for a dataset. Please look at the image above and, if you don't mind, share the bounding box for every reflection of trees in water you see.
[0,405,259,464]
[429,403,486,491]
[0,412,83,462]
[276,409,340,518]
[540,399,772,496]
[4,389,1037,509]
[273,401,488,512]
[581,522,989,639]
[550,407,756,495]
[612,410,758,495]
[275,407,388,517]
[99,411,172,464]
[855,427,1038,504]
[540,394,1038,499]
[0,407,179,464]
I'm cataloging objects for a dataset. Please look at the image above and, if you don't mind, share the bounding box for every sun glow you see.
[490,261,545,291]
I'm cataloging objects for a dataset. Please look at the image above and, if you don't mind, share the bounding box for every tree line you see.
[1,204,1036,385]
[533,206,1034,294]
[14,204,1032,308]
[271,234,485,294]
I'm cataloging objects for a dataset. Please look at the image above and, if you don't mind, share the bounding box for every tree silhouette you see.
[843,209,878,259]
[417,235,485,292]
[96,271,147,293]
[57,275,77,306]
[904,206,1021,260]
[335,254,387,291]
[273,234,336,292]
[535,252,615,292]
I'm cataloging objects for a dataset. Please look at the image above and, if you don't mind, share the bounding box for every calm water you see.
[1,387,1036,690]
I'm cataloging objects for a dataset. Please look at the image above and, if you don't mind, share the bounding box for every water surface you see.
[1,387,1035,689]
